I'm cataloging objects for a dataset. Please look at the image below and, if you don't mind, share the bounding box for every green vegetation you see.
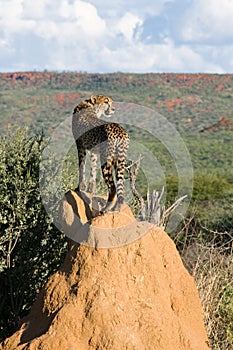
[0,72,232,349]
[0,129,67,341]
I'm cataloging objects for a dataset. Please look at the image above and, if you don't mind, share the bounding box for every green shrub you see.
[0,128,67,341]
[192,174,231,201]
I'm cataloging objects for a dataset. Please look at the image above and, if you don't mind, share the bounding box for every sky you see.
[0,0,233,73]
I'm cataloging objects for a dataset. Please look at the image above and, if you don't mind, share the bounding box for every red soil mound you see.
[1,191,210,350]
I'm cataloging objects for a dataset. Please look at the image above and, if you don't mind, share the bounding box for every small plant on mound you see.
[126,157,187,228]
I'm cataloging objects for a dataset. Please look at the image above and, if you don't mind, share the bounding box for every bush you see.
[0,128,67,341]
[192,174,231,201]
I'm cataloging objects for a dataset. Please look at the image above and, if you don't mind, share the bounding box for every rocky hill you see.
[1,191,210,350]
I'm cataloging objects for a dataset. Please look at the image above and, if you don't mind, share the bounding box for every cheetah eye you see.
[104,99,109,104]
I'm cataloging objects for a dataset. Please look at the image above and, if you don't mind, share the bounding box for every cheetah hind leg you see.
[100,160,116,213]
[110,158,126,212]
[110,196,125,212]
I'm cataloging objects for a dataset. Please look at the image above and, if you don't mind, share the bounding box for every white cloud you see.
[181,0,233,44]
[88,0,173,18]
[22,0,52,20]
[0,0,23,20]
[0,0,232,73]
[115,13,143,42]
[0,0,107,40]
[60,0,106,37]
[0,0,36,36]
[98,39,223,74]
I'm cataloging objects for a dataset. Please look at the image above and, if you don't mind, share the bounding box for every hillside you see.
[0,72,232,176]
[0,72,232,133]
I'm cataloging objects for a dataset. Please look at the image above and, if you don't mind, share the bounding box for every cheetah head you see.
[87,94,115,118]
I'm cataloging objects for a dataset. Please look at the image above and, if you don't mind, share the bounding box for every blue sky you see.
[0,0,233,73]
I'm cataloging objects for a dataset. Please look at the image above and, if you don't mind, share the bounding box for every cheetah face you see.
[89,95,115,118]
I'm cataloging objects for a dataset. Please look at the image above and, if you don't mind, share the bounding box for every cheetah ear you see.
[90,95,97,104]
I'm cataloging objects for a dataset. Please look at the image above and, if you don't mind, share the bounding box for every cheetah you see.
[72,94,130,212]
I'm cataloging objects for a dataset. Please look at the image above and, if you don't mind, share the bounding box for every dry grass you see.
[176,225,233,350]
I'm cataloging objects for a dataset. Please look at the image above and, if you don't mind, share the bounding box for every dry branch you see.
[126,157,187,228]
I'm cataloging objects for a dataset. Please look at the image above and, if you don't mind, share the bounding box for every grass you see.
[175,222,233,350]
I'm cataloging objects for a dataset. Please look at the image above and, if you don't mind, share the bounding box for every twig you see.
[126,156,146,220]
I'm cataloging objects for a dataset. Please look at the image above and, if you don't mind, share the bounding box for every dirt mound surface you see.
[1,191,210,350]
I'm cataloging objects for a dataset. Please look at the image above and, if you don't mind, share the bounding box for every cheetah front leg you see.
[77,147,86,191]
[87,151,97,194]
